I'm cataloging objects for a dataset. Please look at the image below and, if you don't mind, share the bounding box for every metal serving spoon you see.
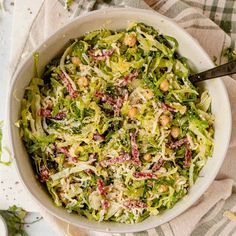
[189,60,236,83]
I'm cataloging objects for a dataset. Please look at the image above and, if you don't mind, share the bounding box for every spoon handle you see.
[190,60,236,83]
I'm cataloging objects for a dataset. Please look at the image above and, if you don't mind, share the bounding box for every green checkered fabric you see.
[57,1,236,235]
[78,0,236,46]
[63,0,236,43]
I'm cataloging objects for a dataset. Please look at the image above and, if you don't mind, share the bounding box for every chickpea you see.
[159,115,171,126]
[156,172,162,178]
[180,105,187,114]
[166,148,174,156]
[71,57,81,66]
[160,79,169,92]
[65,95,72,100]
[128,107,138,118]
[45,99,53,109]
[158,185,168,193]
[96,165,102,173]
[63,161,71,168]
[171,126,180,139]
[123,33,137,47]
[144,153,152,161]
[145,89,154,99]
[77,77,89,87]
[166,73,174,80]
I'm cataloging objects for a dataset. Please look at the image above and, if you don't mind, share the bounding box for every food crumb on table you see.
[223,210,236,222]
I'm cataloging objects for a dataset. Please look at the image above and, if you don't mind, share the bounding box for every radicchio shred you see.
[119,71,139,87]
[133,172,156,179]
[152,157,164,172]
[124,199,147,209]
[59,72,78,98]
[130,132,141,166]
[95,91,124,116]
[97,179,106,195]
[58,147,77,163]
[39,166,49,182]
[184,144,192,167]
[38,109,66,120]
[100,152,131,167]
[169,137,188,149]
[161,103,176,112]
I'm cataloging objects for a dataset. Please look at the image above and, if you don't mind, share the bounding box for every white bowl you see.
[0,216,8,236]
[8,8,231,233]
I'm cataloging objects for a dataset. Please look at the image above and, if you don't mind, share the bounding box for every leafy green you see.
[0,205,28,236]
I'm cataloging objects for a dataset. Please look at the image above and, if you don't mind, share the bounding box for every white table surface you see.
[0,1,57,235]
[0,0,40,212]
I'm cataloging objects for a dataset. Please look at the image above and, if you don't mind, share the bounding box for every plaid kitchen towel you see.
[9,0,236,236]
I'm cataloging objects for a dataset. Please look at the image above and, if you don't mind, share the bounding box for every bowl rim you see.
[7,7,232,233]
[0,215,8,236]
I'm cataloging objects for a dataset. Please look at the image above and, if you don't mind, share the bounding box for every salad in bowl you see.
[18,22,214,224]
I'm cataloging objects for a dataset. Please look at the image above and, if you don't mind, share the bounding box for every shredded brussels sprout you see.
[19,23,214,224]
